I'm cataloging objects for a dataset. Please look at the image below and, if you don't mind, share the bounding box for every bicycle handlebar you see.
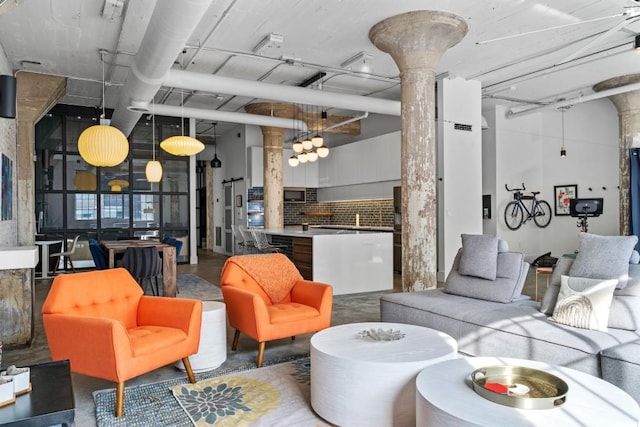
[505,183,526,192]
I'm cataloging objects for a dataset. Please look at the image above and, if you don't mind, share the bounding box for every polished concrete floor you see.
[3,250,539,426]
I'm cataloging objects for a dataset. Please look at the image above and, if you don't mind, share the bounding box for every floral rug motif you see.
[171,358,325,426]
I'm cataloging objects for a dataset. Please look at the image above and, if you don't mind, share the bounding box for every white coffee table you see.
[310,322,457,427]
[175,301,226,373]
[416,357,640,426]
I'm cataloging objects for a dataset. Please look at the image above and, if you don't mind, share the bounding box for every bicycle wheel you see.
[533,200,552,228]
[504,201,524,230]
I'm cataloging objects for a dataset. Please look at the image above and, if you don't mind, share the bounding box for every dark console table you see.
[0,360,75,426]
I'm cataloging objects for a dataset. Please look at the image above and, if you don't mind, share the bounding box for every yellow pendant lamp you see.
[73,170,97,191]
[145,99,163,182]
[78,50,129,167]
[161,53,204,156]
[108,179,129,192]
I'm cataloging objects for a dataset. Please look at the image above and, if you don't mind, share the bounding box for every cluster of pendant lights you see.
[288,106,329,167]
[78,51,204,181]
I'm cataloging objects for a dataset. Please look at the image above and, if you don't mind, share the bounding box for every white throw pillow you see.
[549,275,617,332]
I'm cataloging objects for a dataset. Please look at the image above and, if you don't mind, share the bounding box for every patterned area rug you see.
[171,357,329,426]
[93,356,321,427]
[177,274,223,301]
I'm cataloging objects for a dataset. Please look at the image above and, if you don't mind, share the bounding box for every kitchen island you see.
[264,227,393,295]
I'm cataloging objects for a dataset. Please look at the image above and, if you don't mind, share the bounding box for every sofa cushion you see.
[608,296,640,331]
[445,250,528,303]
[549,275,617,332]
[569,233,637,289]
[458,234,498,280]
[631,250,640,264]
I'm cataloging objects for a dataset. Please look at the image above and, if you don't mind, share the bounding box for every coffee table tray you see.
[471,365,568,410]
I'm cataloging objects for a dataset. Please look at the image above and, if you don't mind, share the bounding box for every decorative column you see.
[593,74,640,237]
[244,103,294,229]
[370,11,467,291]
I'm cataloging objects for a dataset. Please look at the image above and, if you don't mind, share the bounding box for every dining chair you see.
[51,235,80,274]
[121,246,163,296]
[88,239,108,270]
[238,225,256,253]
[161,236,183,258]
[230,224,247,254]
[250,228,287,253]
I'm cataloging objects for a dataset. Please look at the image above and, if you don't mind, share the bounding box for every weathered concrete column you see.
[244,103,294,229]
[3,72,65,347]
[16,72,66,246]
[593,74,640,237]
[370,11,467,291]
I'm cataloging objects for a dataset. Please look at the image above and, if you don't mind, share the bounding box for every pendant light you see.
[560,107,567,158]
[160,53,204,156]
[145,99,163,182]
[78,50,129,167]
[211,122,222,168]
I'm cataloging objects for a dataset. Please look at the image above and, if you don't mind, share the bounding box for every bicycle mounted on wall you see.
[504,183,552,230]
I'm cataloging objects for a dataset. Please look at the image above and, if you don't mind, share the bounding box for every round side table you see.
[175,301,227,373]
[416,357,640,426]
[310,322,457,427]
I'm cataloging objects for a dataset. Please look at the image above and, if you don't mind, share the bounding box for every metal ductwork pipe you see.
[110,0,214,135]
[133,103,309,131]
[165,69,402,116]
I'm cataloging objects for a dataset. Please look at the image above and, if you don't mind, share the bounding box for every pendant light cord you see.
[100,50,106,119]
[152,98,156,161]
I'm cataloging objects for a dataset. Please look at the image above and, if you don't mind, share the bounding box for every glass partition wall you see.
[35,105,190,268]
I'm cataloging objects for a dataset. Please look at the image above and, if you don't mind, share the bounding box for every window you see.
[74,194,97,220]
[102,194,128,219]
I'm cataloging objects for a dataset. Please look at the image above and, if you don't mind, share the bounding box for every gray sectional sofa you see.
[381,234,640,402]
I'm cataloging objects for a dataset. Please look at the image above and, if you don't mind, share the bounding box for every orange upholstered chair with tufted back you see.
[42,268,202,417]
[220,253,332,367]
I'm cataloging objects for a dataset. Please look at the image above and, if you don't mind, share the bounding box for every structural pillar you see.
[16,72,66,246]
[244,103,295,229]
[370,11,467,291]
[593,74,640,237]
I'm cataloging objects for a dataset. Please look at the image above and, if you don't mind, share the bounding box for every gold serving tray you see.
[471,365,568,410]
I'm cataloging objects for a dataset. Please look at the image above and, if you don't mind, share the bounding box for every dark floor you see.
[3,249,539,426]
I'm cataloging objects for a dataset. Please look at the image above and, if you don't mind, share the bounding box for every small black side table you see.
[0,360,75,426]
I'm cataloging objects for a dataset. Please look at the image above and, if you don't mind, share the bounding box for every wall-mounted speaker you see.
[0,75,16,119]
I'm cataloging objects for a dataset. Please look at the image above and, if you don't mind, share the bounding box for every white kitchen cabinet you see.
[248,147,263,188]
[283,148,318,188]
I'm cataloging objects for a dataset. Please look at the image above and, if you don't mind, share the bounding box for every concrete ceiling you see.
[1,0,640,147]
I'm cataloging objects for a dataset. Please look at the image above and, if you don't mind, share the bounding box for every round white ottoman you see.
[175,301,227,373]
[310,322,457,427]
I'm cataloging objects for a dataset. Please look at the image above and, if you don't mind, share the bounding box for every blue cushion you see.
[88,240,108,270]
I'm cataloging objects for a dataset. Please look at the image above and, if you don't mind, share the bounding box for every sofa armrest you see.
[222,286,270,339]
[43,313,132,381]
[137,296,202,336]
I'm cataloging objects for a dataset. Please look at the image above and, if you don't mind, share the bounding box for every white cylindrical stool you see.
[175,301,227,373]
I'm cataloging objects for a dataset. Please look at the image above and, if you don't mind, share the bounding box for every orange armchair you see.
[42,268,202,417]
[220,253,332,367]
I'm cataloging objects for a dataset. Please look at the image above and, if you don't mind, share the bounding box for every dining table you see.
[100,240,177,297]
[34,240,62,280]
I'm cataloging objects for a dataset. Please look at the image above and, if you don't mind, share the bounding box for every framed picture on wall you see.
[554,184,578,216]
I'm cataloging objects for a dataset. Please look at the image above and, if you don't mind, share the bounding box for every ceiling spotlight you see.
[252,33,284,56]
[340,51,373,72]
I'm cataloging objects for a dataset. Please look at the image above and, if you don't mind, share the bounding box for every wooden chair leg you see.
[257,341,266,368]
[231,329,240,351]
[69,258,76,273]
[182,357,196,384]
[52,257,60,274]
[115,382,125,417]
[291,336,295,341]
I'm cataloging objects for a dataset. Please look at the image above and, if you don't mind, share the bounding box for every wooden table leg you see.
[162,246,176,297]
[108,249,115,269]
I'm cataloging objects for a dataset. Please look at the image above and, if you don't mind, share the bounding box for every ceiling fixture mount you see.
[340,51,373,73]
[78,49,129,167]
[252,33,284,56]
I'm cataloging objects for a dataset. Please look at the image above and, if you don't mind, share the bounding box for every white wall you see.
[491,100,619,259]
[437,77,483,280]
[0,43,16,246]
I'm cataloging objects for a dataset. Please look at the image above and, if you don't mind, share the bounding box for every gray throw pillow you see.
[549,275,617,332]
[539,256,574,315]
[458,234,498,280]
[569,233,637,289]
[631,250,640,264]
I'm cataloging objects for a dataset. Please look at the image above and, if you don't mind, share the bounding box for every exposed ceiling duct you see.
[110,0,214,136]
[130,102,309,131]
[164,69,401,116]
